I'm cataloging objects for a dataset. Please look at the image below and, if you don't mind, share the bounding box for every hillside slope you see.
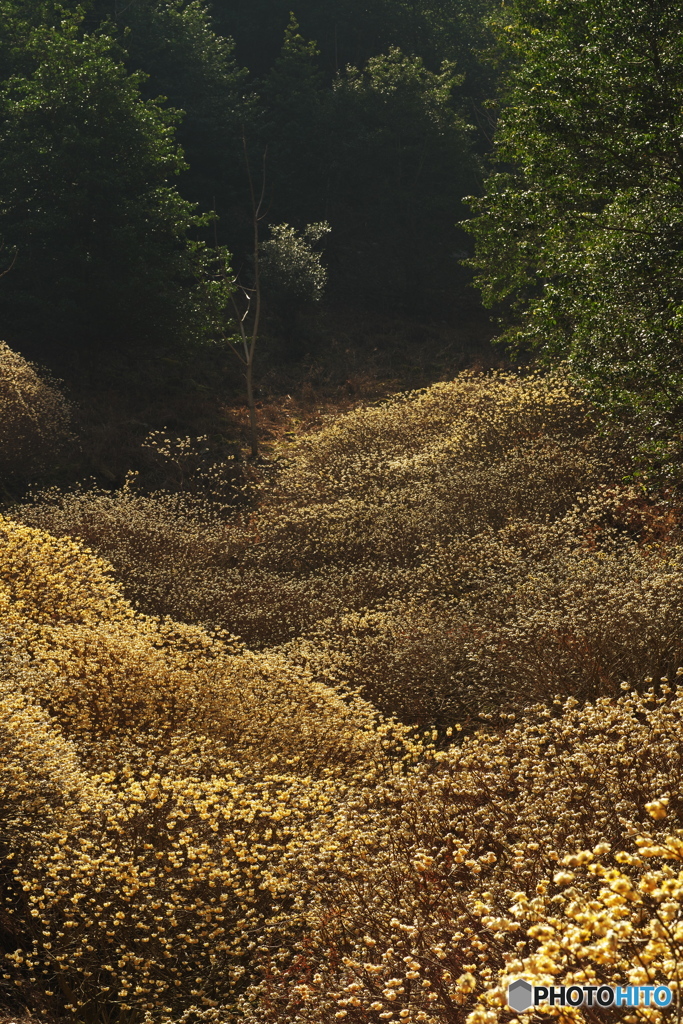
[4,370,683,1023]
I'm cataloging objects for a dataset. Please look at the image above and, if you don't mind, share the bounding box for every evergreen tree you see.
[87,0,253,233]
[255,14,330,227]
[0,2,230,352]
[468,0,683,471]
[328,47,476,314]
[210,0,496,98]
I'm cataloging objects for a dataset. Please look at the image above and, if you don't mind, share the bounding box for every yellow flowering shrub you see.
[0,516,410,1020]
[0,657,95,839]
[468,829,683,1023]
[271,370,595,500]
[275,483,683,728]
[239,686,683,1024]
[5,369,683,1023]
[0,341,70,480]
[0,516,400,775]
[16,371,618,653]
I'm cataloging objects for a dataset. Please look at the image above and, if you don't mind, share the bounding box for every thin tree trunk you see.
[242,137,267,461]
[245,354,258,459]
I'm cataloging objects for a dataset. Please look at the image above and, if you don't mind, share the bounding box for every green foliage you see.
[251,21,480,315]
[0,2,231,351]
[213,5,491,318]
[253,14,330,230]
[210,0,497,99]
[89,0,253,224]
[0,0,498,352]
[467,0,683,475]
[327,47,476,313]
[263,11,323,97]
[262,224,331,311]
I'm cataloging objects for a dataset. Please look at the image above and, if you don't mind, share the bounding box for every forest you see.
[2,0,683,1022]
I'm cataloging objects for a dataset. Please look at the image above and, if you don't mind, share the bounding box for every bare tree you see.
[222,143,329,459]
[227,139,267,460]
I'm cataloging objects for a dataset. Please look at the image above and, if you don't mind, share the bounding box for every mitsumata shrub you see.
[238,686,683,1024]
[4,369,683,1023]
[0,341,70,483]
[17,371,683,714]
[0,516,408,1020]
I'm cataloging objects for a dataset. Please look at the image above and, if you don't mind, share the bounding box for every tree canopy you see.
[0,1,232,352]
[468,0,683,465]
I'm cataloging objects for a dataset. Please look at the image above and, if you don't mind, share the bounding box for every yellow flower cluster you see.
[4,368,683,1023]
[240,687,683,1024]
[0,517,408,1019]
[472,830,683,1024]
[0,341,71,479]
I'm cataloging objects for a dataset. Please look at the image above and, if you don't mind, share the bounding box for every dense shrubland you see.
[0,516,408,1019]
[3,365,683,1023]
[2,0,683,1014]
[18,371,683,722]
[0,342,71,486]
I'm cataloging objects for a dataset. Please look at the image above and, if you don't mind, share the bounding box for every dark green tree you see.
[210,0,496,101]
[254,13,330,228]
[87,0,253,233]
[327,47,476,314]
[468,0,683,475]
[0,2,231,352]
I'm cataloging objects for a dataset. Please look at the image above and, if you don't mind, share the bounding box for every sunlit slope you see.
[20,371,613,644]
[5,373,683,1023]
[0,516,397,774]
[240,686,683,1024]
[0,515,410,1017]
[19,371,683,726]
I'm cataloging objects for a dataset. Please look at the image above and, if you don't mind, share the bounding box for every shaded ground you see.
[7,307,500,497]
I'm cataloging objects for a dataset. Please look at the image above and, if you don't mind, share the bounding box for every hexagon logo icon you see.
[508,979,534,1012]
